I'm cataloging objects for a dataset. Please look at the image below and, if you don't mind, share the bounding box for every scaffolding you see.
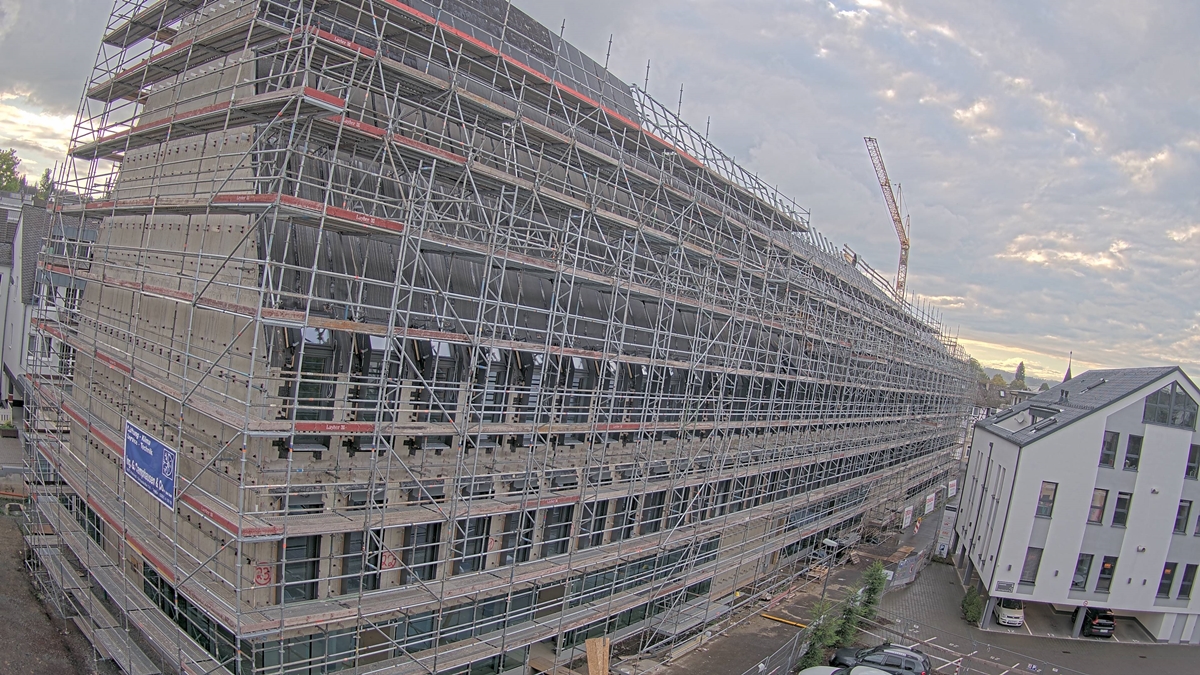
[24,1,972,674]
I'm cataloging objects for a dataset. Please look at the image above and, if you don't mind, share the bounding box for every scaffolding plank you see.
[102,0,206,48]
[89,13,287,102]
[72,86,346,160]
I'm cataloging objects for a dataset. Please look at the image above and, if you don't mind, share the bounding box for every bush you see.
[961,587,984,624]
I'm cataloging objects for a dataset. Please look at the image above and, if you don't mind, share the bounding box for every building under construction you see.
[24,1,972,673]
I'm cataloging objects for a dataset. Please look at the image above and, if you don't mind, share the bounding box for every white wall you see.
[957,428,1018,589]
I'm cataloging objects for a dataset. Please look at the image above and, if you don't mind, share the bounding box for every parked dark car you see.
[1073,606,1116,637]
[830,642,933,675]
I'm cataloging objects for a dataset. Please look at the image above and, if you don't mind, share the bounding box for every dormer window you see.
[1143,382,1198,430]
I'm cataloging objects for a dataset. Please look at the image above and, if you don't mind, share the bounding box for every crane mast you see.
[864,137,910,299]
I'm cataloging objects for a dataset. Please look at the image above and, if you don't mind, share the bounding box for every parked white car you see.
[992,597,1025,627]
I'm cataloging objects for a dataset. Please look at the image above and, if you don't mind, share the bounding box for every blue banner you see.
[124,421,177,509]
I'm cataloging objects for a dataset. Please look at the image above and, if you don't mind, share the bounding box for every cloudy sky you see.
[1,0,1197,381]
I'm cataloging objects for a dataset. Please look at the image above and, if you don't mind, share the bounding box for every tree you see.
[859,561,888,620]
[797,600,842,669]
[0,149,21,192]
[35,168,53,200]
[1039,382,1050,392]
[835,589,864,647]
[989,374,1006,388]
[968,357,988,383]
[1013,361,1026,383]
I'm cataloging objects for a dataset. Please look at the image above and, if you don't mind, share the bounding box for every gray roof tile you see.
[976,366,1182,446]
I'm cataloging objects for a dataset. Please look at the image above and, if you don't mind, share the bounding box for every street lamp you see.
[820,538,841,602]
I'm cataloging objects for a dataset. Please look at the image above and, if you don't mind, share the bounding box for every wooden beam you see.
[586,636,611,675]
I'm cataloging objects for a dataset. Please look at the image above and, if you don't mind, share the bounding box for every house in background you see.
[0,203,92,429]
[958,367,1200,643]
[0,190,36,422]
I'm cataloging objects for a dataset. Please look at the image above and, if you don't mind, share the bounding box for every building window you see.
[541,505,574,558]
[1087,489,1108,524]
[401,523,442,583]
[577,501,607,550]
[341,529,381,594]
[281,536,321,603]
[1123,435,1143,471]
[641,491,666,535]
[1099,431,1119,467]
[1175,501,1192,534]
[453,516,491,575]
[1112,492,1132,527]
[1142,382,1198,430]
[1071,554,1093,591]
[1179,564,1198,600]
[1019,547,1043,585]
[1096,556,1118,593]
[1187,445,1200,480]
[1158,562,1178,598]
[1035,482,1057,518]
[500,512,534,565]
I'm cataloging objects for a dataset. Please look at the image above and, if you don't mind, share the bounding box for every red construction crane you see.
[864,137,910,299]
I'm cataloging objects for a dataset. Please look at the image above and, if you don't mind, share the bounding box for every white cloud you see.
[1111,147,1172,188]
[0,96,74,175]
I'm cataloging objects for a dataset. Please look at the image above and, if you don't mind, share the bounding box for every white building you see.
[1,204,91,418]
[0,191,35,415]
[957,367,1200,644]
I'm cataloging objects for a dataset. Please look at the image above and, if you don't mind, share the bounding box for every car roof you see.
[878,645,924,657]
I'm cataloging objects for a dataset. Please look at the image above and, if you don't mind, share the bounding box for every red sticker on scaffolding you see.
[380,551,398,570]
[254,563,273,586]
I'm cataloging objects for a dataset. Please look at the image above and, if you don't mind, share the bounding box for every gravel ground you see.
[0,506,109,675]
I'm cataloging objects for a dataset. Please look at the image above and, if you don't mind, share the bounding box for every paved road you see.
[877,562,1194,675]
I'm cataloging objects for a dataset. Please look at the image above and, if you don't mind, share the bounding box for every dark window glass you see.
[1158,562,1178,598]
[1020,547,1043,585]
[341,529,381,594]
[281,535,321,603]
[402,523,442,582]
[541,505,574,557]
[1099,431,1119,467]
[1175,501,1192,535]
[1072,554,1093,590]
[1088,489,1108,524]
[1123,435,1142,471]
[500,511,534,564]
[577,500,608,550]
[1036,482,1057,517]
[1187,445,1200,480]
[453,516,491,575]
[1142,382,1197,430]
[1096,556,1118,593]
[1179,564,1198,600]
[640,491,666,535]
[1112,492,1132,527]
